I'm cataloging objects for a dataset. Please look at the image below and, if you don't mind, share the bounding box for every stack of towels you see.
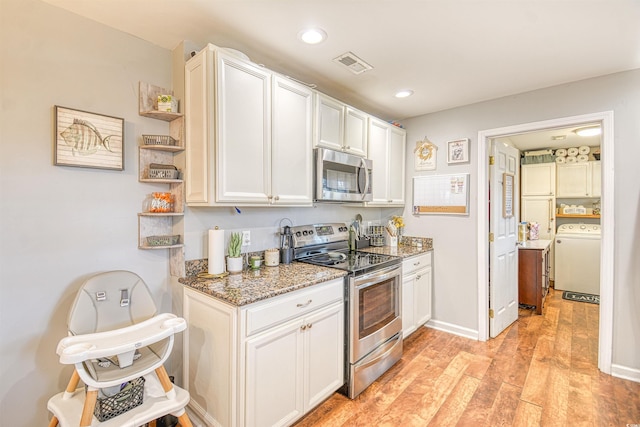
[555,146,590,163]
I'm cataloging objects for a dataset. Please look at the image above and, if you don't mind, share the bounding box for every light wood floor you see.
[295,288,640,426]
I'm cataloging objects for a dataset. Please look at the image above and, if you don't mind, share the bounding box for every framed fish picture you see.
[54,106,124,170]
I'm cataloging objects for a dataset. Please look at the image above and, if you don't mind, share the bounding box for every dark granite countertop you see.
[179,262,347,307]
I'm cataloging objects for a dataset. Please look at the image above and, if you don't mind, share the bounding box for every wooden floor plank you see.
[294,290,640,427]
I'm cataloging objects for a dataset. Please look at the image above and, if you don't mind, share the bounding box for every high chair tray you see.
[47,383,190,426]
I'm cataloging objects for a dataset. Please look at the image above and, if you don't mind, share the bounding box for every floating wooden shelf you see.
[556,214,601,218]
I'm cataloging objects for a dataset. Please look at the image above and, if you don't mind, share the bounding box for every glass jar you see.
[150,192,173,213]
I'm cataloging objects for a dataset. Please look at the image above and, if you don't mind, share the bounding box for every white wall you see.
[0,1,176,425]
[402,69,640,374]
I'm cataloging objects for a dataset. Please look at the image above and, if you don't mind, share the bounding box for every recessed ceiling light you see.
[298,28,327,44]
[395,90,413,98]
[574,126,601,137]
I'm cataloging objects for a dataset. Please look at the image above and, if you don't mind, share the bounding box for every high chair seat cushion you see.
[68,271,157,336]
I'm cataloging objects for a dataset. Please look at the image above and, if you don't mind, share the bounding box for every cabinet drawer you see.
[402,253,431,275]
[244,279,344,337]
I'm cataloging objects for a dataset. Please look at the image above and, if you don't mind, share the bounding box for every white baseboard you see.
[426,319,479,341]
[611,363,640,383]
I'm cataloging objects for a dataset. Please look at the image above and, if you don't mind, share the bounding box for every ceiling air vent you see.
[333,52,373,75]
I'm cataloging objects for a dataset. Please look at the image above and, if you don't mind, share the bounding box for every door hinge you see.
[489,232,494,242]
[489,156,495,165]
[489,309,495,318]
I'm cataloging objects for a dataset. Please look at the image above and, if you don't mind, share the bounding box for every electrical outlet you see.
[242,230,251,246]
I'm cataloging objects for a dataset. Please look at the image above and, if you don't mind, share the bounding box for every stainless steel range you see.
[292,223,403,398]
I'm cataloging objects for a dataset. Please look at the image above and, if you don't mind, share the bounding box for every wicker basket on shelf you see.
[146,235,180,246]
[148,163,180,179]
[142,135,176,146]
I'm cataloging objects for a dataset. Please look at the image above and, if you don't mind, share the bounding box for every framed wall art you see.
[54,106,124,170]
[503,173,514,218]
[447,138,470,164]
[414,137,437,171]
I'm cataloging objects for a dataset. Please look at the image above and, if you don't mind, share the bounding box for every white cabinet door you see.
[368,118,390,205]
[521,196,556,238]
[367,117,406,206]
[185,48,213,205]
[303,302,344,410]
[216,53,272,203]
[388,126,406,204]
[344,107,368,157]
[556,163,591,197]
[591,161,601,197]
[245,318,304,427]
[401,273,416,339]
[271,76,314,205]
[414,266,432,327]
[521,163,556,196]
[316,94,344,152]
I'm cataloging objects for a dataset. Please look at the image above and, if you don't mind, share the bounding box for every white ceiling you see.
[495,123,601,152]
[41,0,640,121]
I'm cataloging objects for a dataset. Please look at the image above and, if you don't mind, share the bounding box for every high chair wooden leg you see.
[48,416,59,427]
[66,370,80,395]
[155,366,194,427]
[177,412,194,427]
[155,365,173,392]
[80,388,98,427]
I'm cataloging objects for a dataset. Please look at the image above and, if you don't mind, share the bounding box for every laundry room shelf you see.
[556,214,600,218]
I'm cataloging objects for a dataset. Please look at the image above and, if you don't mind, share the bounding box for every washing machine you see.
[554,223,601,295]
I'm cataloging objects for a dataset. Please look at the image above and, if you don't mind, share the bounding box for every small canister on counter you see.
[518,222,528,243]
[264,248,279,267]
[529,222,540,240]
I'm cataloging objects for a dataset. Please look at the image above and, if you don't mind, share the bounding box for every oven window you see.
[358,277,398,339]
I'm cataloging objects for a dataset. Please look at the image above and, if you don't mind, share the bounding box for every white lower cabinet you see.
[401,252,432,338]
[183,278,344,427]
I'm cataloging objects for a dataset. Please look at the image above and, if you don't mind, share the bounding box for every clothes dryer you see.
[554,223,601,295]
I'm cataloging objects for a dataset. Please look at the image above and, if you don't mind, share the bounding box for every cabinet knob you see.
[345,146,351,150]
[274,195,280,201]
[306,323,312,329]
[416,275,422,280]
[301,325,307,331]
[413,262,421,266]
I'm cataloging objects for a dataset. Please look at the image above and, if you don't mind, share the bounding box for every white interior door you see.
[489,140,520,337]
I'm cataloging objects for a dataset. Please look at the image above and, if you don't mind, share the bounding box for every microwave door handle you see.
[360,157,370,200]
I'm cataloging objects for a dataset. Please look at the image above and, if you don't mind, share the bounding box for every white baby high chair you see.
[47,271,193,427]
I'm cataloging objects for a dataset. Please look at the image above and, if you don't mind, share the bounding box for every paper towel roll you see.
[208,228,225,275]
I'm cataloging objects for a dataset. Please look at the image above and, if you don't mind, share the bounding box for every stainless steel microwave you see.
[315,148,373,203]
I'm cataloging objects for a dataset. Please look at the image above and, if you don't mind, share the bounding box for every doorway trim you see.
[476,111,614,374]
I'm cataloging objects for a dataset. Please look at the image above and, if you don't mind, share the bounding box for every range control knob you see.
[303,230,308,236]
[296,231,302,237]
[309,230,314,235]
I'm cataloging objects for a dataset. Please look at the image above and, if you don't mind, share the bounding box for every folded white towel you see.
[567,147,579,156]
[577,154,589,163]
[566,156,577,163]
[555,148,567,157]
[555,156,566,163]
[578,146,590,155]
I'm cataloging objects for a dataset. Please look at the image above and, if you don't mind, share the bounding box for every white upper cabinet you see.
[521,163,556,196]
[315,93,367,157]
[271,75,314,205]
[367,117,406,206]
[216,52,272,204]
[556,161,600,198]
[185,45,313,206]
[344,107,368,157]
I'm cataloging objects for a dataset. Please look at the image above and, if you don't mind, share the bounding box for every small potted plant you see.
[227,232,243,274]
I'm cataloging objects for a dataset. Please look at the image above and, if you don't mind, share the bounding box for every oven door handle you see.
[355,334,402,371]
[354,265,401,290]
[360,157,370,201]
